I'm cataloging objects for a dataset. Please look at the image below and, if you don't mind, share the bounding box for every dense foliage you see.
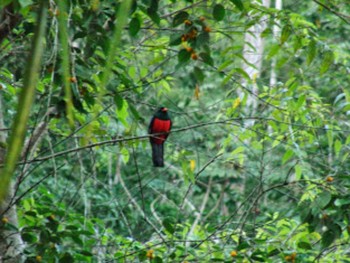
[1,0,350,262]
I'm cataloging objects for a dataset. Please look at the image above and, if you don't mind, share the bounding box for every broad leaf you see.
[178,49,191,63]
[230,0,244,11]
[213,4,225,21]
[307,39,317,65]
[129,17,141,36]
[280,25,292,45]
[320,50,334,74]
[173,11,189,27]
[199,52,214,66]
[315,191,332,209]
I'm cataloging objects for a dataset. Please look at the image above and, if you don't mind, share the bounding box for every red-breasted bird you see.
[148,107,172,167]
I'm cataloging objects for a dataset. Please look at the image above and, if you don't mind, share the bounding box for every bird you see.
[148,107,172,167]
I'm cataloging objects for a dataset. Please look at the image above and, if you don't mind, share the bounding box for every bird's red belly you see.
[151,119,171,144]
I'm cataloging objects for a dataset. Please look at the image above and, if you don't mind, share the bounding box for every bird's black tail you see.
[151,143,164,167]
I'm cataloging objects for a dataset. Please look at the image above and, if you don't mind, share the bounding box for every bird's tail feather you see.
[151,143,164,167]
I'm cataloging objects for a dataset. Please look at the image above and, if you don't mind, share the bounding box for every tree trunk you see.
[242,0,271,113]
[270,0,283,87]
[0,93,24,263]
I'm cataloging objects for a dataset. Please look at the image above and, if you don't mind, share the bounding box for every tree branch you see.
[313,0,350,24]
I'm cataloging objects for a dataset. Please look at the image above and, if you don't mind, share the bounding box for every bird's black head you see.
[155,107,170,120]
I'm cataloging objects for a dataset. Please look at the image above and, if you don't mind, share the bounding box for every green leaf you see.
[149,0,158,12]
[282,149,294,164]
[267,249,279,257]
[0,0,12,8]
[234,68,250,81]
[334,198,350,207]
[72,235,84,246]
[280,25,292,45]
[115,97,129,127]
[295,164,302,180]
[22,233,38,243]
[19,0,33,8]
[218,60,233,71]
[251,251,266,262]
[296,94,306,110]
[327,128,333,148]
[169,34,182,46]
[231,146,245,155]
[230,0,244,11]
[199,52,214,66]
[147,8,160,24]
[334,140,342,157]
[188,170,195,184]
[178,49,191,63]
[129,104,142,121]
[197,32,210,47]
[298,241,312,250]
[320,50,334,74]
[237,241,250,250]
[193,66,205,83]
[260,28,272,38]
[307,40,317,65]
[114,93,124,110]
[121,147,130,164]
[267,44,280,59]
[173,11,189,27]
[129,17,141,37]
[163,218,175,234]
[213,4,225,21]
[60,253,74,263]
[78,250,93,257]
[315,191,332,209]
[322,229,336,248]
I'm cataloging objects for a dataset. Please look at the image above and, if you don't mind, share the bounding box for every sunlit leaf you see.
[280,25,292,45]
[320,50,334,74]
[282,149,294,164]
[295,164,302,180]
[334,140,342,157]
[233,98,241,109]
[307,40,317,65]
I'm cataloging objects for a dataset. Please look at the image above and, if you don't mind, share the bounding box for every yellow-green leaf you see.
[320,50,334,74]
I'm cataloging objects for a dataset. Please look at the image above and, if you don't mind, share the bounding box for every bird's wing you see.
[148,116,155,134]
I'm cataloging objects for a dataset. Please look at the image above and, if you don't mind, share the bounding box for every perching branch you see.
[4,115,350,168]
[14,119,238,166]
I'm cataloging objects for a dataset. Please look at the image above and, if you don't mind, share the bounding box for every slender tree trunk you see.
[270,0,283,87]
[0,93,24,263]
[242,0,271,112]
[0,6,25,261]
